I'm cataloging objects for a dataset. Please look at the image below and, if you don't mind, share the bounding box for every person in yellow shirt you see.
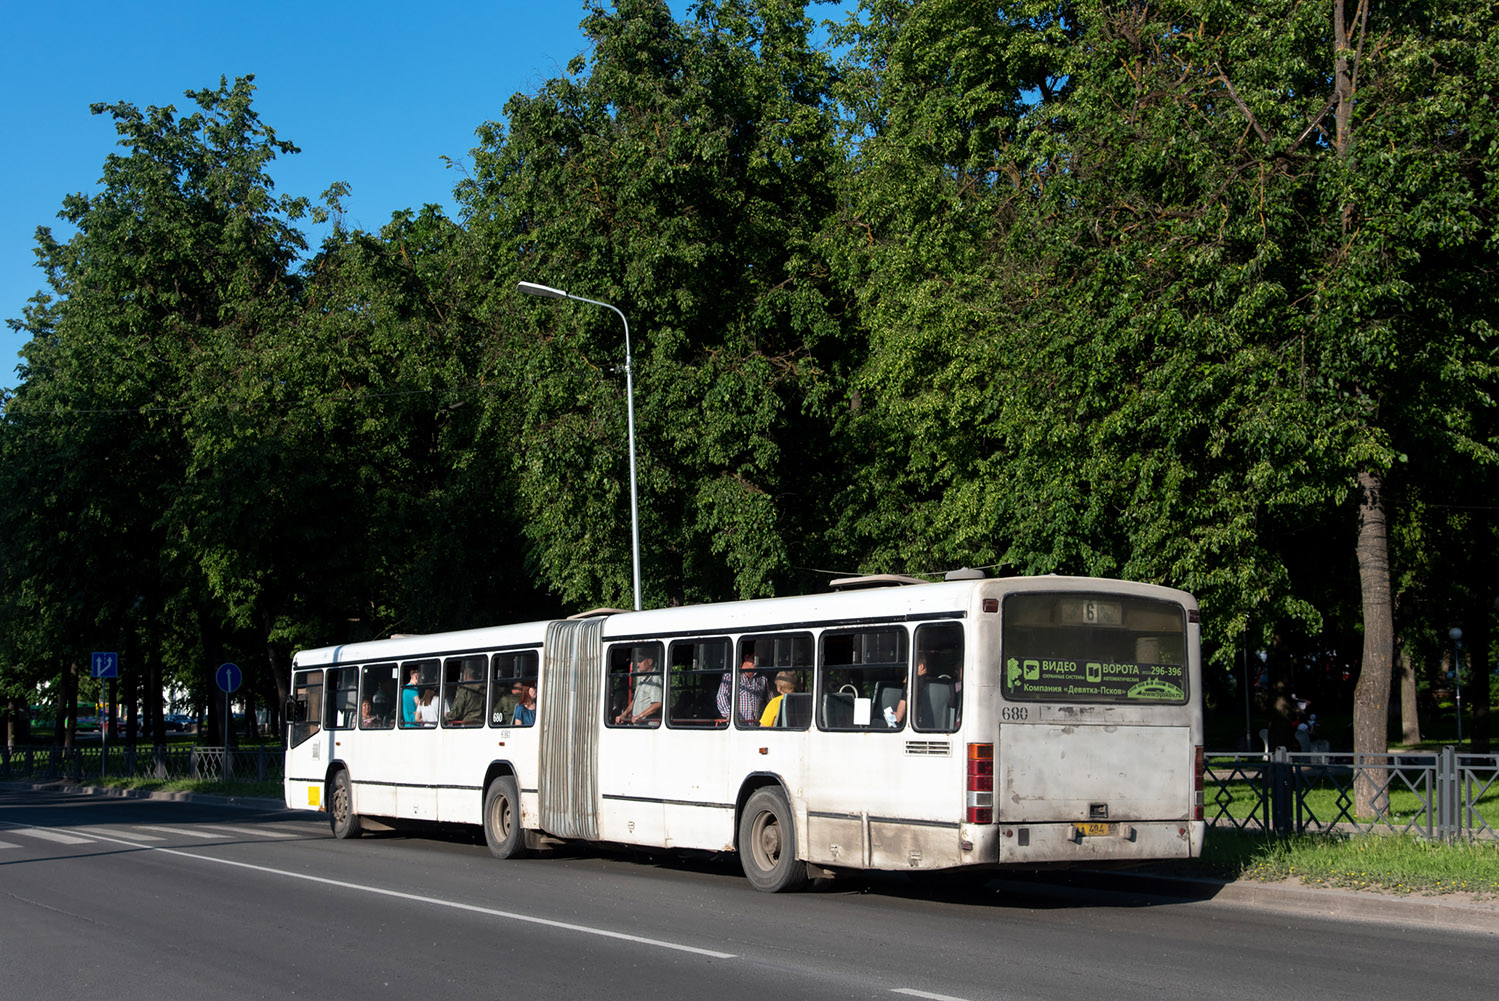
[758,671,800,727]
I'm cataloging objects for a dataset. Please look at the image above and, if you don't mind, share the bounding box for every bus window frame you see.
[666,636,730,730]
[489,649,539,727]
[736,631,814,730]
[817,625,909,732]
[288,669,322,748]
[911,621,964,733]
[442,654,488,728]
[325,666,359,731]
[359,663,399,730]
[399,658,440,729]
[606,641,665,728]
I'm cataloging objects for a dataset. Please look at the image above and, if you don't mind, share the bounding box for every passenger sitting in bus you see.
[893,656,927,726]
[401,666,421,724]
[615,655,662,725]
[492,679,522,724]
[716,653,769,725]
[445,663,485,726]
[360,698,380,728]
[758,671,799,727]
[417,688,438,726]
[512,681,537,726]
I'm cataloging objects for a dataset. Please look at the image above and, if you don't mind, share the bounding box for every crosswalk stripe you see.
[200,824,297,839]
[135,825,226,839]
[8,827,95,845]
[80,827,166,842]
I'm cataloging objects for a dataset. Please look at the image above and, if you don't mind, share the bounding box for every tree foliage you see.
[1,2,1495,752]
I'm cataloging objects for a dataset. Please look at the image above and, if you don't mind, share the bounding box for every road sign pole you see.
[215,663,242,783]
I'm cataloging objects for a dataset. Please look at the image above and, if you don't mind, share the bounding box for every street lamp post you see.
[1449,626,1464,746]
[517,281,642,611]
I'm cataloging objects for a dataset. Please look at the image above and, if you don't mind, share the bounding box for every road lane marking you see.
[0,841,20,849]
[79,827,166,842]
[135,825,226,839]
[53,826,738,960]
[199,824,298,838]
[893,989,977,1001]
[8,827,94,845]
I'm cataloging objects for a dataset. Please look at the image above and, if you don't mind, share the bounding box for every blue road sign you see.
[91,652,118,679]
[215,662,242,694]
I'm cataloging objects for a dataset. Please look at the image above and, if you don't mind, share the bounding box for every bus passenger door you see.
[285,669,329,811]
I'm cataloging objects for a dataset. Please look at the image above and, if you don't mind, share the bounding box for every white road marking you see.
[134,825,226,839]
[7,827,95,845]
[893,989,977,1001]
[0,840,20,849]
[198,824,297,839]
[57,826,738,960]
[79,827,166,842]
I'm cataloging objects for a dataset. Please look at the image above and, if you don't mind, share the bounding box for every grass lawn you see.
[1189,828,1499,898]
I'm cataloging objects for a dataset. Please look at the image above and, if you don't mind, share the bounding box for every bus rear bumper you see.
[990,819,1204,865]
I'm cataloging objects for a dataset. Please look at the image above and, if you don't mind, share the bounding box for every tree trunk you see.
[1352,470,1393,817]
[1398,643,1421,746]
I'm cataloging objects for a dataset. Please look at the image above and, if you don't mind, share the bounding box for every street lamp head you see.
[517,281,568,299]
[1449,627,1463,642]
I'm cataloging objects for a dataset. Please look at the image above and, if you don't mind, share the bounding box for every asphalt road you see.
[1,787,1492,1001]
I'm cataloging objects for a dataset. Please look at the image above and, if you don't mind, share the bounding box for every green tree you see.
[460,0,852,608]
[1,76,321,739]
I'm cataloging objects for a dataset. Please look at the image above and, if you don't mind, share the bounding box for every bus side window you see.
[490,650,539,726]
[324,667,359,730]
[666,638,728,729]
[607,643,663,727]
[819,628,908,731]
[360,663,397,728]
[442,655,487,727]
[737,632,813,730]
[913,623,964,732]
[289,670,322,747]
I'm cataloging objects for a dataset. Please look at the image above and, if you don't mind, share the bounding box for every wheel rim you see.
[750,811,781,871]
[332,784,349,825]
[490,793,512,841]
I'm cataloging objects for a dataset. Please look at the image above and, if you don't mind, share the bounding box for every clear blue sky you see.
[1,1,718,386]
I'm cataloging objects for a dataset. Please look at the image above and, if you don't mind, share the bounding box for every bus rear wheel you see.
[329,769,363,840]
[739,787,807,892]
[483,775,526,859]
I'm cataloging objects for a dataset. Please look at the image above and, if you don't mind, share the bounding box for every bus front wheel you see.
[483,775,526,859]
[329,769,363,840]
[738,787,807,892]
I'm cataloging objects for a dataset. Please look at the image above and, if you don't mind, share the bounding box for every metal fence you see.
[0,743,284,786]
[1206,747,1499,842]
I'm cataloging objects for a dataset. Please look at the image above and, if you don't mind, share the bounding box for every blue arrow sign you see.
[91,652,118,679]
[215,662,242,694]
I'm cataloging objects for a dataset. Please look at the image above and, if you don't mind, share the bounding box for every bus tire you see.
[738,787,807,892]
[330,769,363,840]
[483,775,526,859]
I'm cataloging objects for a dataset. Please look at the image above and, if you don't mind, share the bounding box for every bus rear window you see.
[1001,593,1188,704]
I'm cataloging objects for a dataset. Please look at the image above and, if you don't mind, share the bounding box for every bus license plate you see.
[1073,822,1116,837]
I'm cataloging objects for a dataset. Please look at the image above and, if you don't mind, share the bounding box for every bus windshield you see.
[1001,592,1188,704]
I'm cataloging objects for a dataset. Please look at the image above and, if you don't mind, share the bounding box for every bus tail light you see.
[966,743,994,824]
[1193,745,1204,821]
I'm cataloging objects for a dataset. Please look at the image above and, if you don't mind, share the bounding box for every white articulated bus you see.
[285,574,1205,891]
